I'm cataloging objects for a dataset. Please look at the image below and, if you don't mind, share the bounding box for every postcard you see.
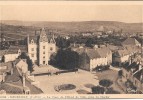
[0,1,143,99]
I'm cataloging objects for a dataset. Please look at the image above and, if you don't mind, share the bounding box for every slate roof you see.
[28,29,55,44]
[123,62,139,72]
[0,83,23,94]
[29,36,39,44]
[133,69,143,81]
[122,38,141,46]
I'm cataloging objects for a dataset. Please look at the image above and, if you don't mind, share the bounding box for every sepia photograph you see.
[0,1,143,99]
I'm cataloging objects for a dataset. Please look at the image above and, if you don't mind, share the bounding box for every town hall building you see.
[27,28,56,66]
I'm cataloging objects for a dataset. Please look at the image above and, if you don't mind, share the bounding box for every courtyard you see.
[34,67,124,94]
[34,69,99,94]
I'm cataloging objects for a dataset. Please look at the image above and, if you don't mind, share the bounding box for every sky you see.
[0,4,143,23]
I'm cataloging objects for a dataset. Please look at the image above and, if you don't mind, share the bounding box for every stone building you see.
[27,28,56,66]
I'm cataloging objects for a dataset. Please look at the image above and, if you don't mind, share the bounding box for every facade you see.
[0,62,13,82]
[27,28,56,66]
[113,49,130,64]
[3,46,27,63]
[77,46,112,71]
[113,45,141,65]
[122,61,143,93]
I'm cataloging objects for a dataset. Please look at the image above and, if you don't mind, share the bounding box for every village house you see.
[2,46,27,63]
[27,28,56,66]
[122,61,143,93]
[112,45,141,66]
[76,46,112,71]
[0,62,13,83]
[113,48,130,65]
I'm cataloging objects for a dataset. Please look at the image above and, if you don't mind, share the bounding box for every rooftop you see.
[133,69,143,82]
[122,38,141,46]
[0,61,13,73]
[123,62,140,73]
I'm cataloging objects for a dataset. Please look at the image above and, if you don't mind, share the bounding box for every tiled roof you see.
[126,46,141,54]
[7,45,27,54]
[96,47,111,58]
[86,49,101,59]
[122,38,141,46]
[106,44,119,51]
[116,49,130,57]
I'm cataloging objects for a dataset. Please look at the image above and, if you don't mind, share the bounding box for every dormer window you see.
[31,39,34,44]
[18,49,21,54]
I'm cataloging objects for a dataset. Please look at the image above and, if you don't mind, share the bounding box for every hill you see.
[1,20,143,35]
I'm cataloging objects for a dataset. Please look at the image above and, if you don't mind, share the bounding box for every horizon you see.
[0,5,143,23]
[1,20,143,24]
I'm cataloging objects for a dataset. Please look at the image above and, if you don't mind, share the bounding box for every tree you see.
[85,38,94,47]
[99,79,113,88]
[18,52,33,72]
[92,86,105,94]
[56,37,70,49]
[54,49,79,70]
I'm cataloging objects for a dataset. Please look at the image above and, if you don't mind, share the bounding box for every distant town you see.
[0,21,143,94]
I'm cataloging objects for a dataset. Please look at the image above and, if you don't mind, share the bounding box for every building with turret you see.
[27,28,56,66]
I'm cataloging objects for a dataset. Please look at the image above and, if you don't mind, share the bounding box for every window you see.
[31,39,34,44]
[43,51,45,54]
[50,47,53,51]
[31,48,34,51]
[43,46,45,49]
[43,61,45,64]
[31,54,34,57]
[43,56,45,59]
